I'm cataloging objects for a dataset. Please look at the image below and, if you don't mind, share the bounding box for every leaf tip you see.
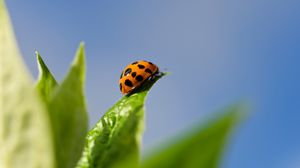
[221,102,250,128]
[72,42,86,68]
[79,41,85,47]
[36,51,46,76]
[67,42,86,84]
[160,71,170,77]
[234,102,251,122]
[36,51,42,63]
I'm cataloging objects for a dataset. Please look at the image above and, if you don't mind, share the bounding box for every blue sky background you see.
[6,0,300,168]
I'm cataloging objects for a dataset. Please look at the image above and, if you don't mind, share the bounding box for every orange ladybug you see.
[119,60,159,94]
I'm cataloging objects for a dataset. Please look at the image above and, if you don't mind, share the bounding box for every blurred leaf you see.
[0,1,55,168]
[141,105,245,168]
[35,52,58,102]
[48,43,88,168]
[76,73,166,168]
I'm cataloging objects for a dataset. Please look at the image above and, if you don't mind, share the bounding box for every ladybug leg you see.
[148,75,153,81]
[149,74,157,81]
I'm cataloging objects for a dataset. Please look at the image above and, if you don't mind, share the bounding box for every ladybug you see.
[119,60,159,94]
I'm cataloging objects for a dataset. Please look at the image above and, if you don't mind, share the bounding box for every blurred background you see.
[6,0,300,168]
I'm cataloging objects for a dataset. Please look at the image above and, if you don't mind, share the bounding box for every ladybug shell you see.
[119,60,158,94]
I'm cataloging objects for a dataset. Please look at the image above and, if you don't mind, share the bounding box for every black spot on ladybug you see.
[119,83,122,91]
[148,62,153,65]
[131,72,137,77]
[131,61,138,65]
[124,68,132,76]
[138,64,145,69]
[125,79,133,87]
[145,68,153,74]
[136,75,144,82]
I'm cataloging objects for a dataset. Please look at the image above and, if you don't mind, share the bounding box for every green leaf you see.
[35,44,88,168]
[48,43,89,168]
[76,73,166,168]
[141,105,245,168]
[35,52,58,102]
[0,1,55,168]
